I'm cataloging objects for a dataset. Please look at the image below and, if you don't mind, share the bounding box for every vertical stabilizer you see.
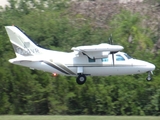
[5,26,41,57]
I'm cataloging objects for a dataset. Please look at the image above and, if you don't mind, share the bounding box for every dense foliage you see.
[0,0,160,115]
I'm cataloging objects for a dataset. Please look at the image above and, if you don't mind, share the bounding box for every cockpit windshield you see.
[124,53,132,59]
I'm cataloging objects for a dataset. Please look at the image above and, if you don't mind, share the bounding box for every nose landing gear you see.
[146,71,153,81]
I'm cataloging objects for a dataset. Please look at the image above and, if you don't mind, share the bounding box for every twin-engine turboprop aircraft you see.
[5,26,155,85]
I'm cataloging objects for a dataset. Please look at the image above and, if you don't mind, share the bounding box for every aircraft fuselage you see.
[9,51,155,77]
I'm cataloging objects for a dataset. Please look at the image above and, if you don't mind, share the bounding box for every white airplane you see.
[5,26,155,85]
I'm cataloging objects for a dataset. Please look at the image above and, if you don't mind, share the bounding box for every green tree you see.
[109,10,153,56]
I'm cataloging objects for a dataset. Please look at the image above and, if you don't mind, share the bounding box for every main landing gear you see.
[146,71,153,81]
[76,74,86,85]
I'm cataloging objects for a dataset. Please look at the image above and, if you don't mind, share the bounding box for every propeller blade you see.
[112,53,114,66]
[108,37,111,44]
[110,34,113,44]
[108,34,113,45]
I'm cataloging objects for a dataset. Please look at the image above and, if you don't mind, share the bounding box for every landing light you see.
[52,73,58,77]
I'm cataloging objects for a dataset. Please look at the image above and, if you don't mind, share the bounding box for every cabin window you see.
[88,57,95,62]
[116,55,125,61]
[102,58,108,62]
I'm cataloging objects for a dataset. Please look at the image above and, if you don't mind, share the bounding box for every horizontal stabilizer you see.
[9,57,42,63]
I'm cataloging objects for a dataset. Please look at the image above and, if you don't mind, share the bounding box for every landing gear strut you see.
[76,74,86,85]
[146,71,152,81]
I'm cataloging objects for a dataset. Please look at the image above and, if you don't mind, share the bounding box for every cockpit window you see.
[124,54,132,59]
[116,55,125,61]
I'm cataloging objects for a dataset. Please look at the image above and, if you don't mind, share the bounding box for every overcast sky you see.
[0,0,9,7]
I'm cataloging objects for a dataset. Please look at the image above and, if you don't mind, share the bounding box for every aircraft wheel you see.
[76,74,86,85]
[146,72,152,81]
[146,76,152,81]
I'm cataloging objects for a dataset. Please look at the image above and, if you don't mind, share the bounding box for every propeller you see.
[108,34,115,66]
[111,52,115,66]
[108,34,113,44]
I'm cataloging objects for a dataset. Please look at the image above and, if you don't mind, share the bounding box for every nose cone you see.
[147,63,156,71]
[132,59,155,73]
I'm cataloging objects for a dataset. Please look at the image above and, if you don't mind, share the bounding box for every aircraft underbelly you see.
[81,66,147,76]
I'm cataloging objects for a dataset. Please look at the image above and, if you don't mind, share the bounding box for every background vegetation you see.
[0,0,160,115]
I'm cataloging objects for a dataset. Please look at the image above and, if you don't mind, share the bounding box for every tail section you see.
[5,26,41,57]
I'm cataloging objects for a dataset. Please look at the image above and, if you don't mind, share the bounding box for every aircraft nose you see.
[147,63,155,71]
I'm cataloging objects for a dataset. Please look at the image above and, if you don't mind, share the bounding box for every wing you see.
[71,43,123,59]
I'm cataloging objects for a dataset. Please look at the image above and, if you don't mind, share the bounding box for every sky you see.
[0,0,9,7]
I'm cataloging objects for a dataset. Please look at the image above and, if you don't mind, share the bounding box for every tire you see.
[146,76,152,81]
[76,74,86,85]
